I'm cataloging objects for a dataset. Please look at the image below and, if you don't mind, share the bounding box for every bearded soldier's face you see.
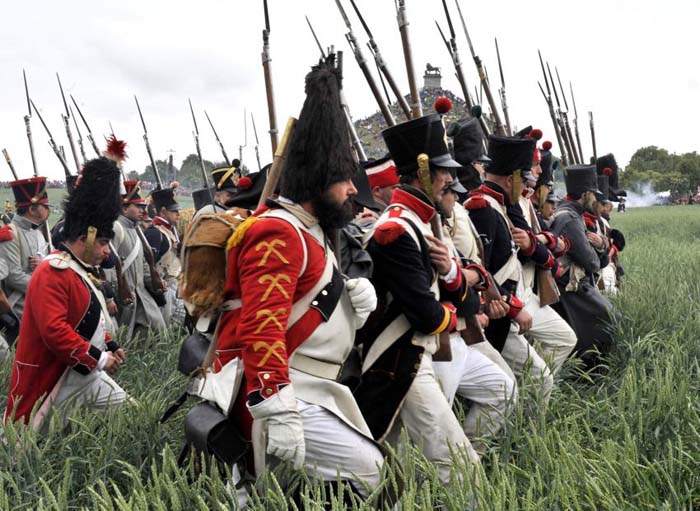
[312,179,357,232]
[431,169,453,204]
[583,191,597,212]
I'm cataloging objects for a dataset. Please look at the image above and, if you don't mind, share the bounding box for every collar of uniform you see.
[118,214,137,228]
[152,216,172,229]
[480,182,508,205]
[390,186,435,224]
[521,186,534,199]
[271,196,319,229]
[561,198,584,214]
[59,243,99,273]
[14,215,39,230]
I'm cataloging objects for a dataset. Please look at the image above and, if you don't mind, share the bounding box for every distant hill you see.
[352,87,485,160]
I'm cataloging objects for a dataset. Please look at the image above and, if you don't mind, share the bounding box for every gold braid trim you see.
[226,215,259,251]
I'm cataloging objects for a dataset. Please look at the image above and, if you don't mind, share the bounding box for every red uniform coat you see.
[4,252,109,424]
[216,205,327,437]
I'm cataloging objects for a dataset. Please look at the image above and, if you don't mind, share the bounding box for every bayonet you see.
[262,0,279,153]
[204,110,231,166]
[395,0,422,118]
[239,108,247,165]
[335,0,395,125]
[454,0,505,134]
[70,95,101,156]
[2,149,19,180]
[251,112,262,172]
[349,0,410,119]
[134,95,163,189]
[589,111,598,161]
[570,81,585,164]
[554,66,580,163]
[30,99,72,178]
[188,99,214,204]
[495,37,512,135]
[69,106,87,164]
[109,121,116,137]
[305,15,326,59]
[546,62,575,164]
[56,73,81,173]
[23,69,38,176]
[374,53,393,106]
[337,50,367,162]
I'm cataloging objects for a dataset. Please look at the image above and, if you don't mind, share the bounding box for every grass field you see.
[1,205,699,510]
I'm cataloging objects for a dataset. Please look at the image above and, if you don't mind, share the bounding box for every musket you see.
[70,95,101,156]
[250,112,262,172]
[2,149,19,180]
[56,74,81,173]
[495,38,512,136]
[238,108,247,165]
[569,81,585,164]
[69,106,87,164]
[30,99,72,179]
[305,15,326,59]
[261,0,279,153]
[395,0,422,118]
[109,122,116,137]
[188,99,215,205]
[349,0,411,120]
[589,111,598,161]
[134,95,163,189]
[453,0,505,135]
[337,51,368,162]
[204,110,231,167]
[547,63,576,164]
[23,70,39,176]
[537,51,567,166]
[555,67,580,164]
[335,0,395,126]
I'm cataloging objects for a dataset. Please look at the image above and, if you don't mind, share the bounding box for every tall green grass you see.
[1,205,699,510]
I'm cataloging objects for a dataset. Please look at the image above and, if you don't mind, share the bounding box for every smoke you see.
[625,182,667,208]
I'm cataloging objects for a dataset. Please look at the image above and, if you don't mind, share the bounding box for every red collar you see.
[152,216,173,231]
[478,183,505,205]
[583,212,598,229]
[389,187,435,224]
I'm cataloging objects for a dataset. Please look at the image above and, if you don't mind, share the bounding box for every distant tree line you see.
[622,146,700,194]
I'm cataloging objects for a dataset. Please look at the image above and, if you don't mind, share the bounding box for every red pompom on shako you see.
[238,176,253,191]
[542,140,553,151]
[528,128,543,141]
[603,167,613,176]
[434,96,452,115]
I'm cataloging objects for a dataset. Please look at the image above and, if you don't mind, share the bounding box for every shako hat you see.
[596,175,611,203]
[11,176,49,208]
[382,113,461,176]
[363,156,399,189]
[226,165,270,210]
[485,135,537,176]
[596,153,625,201]
[564,164,600,197]
[211,159,241,193]
[122,180,147,206]
[150,186,181,212]
[192,187,214,211]
[537,141,555,188]
[447,112,489,166]
[62,156,121,241]
[279,54,357,203]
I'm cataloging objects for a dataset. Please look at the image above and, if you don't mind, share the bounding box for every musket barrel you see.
[2,149,19,180]
[262,31,279,153]
[396,1,423,118]
[589,111,598,161]
[24,116,39,177]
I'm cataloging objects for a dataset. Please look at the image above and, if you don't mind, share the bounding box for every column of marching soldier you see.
[1,59,626,505]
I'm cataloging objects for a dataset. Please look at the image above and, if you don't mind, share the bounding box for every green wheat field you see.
[1,205,699,510]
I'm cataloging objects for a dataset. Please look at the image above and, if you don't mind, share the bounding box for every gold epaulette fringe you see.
[226,215,259,251]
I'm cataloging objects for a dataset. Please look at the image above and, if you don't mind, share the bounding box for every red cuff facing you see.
[440,258,463,292]
[431,303,458,334]
[507,295,524,319]
[520,231,537,257]
[540,231,557,251]
[554,236,570,257]
[465,263,489,291]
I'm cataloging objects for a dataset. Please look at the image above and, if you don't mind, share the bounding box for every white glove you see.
[345,277,377,328]
[247,384,305,469]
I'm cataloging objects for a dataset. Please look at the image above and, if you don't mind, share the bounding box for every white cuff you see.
[96,351,109,371]
[439,259,458,283]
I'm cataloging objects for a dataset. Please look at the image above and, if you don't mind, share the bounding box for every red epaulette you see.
[0,225,13,242]
[374,221,406,245]
[465,194,488,210]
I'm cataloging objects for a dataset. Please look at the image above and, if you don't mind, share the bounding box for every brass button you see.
[414,363,421,370]
[263,373,270,380]
[265,388,273,395]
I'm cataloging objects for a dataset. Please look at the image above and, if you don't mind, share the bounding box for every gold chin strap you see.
[537,184,547,213]
[417,153,433,200]
[85,226,97,265]
[511,170,522,205]
[216,167,240,190]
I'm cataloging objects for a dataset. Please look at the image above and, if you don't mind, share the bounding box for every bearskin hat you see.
[447,116,485,166]
[537,145,554,188]
[62,157,121,241]
[280,55,357,203]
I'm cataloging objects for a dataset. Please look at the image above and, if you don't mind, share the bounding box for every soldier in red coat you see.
[4,152,128,428]
[215,56,384,501]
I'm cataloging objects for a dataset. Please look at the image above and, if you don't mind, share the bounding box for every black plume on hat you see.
[280,55,357,203]
[63,157,121,241]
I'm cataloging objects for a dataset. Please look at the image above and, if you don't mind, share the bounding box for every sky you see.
[1,0,699,181]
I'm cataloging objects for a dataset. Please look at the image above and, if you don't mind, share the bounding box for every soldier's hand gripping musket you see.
[335,0,396,126]
[56,74,82,174]
[395,0,422,118]
[70,95,101,157]
[204,110,231,167]
[348,0,411,120]
[453,0,506,135]
[134,95,163,190]
[188,99,215,206]
[261,0,279,153]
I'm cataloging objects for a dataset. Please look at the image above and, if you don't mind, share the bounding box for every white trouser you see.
[601,264,618,296]
[501,325,554,405]
[523,292,577,376]
[298,399,384,499]
[470,340,516,382]
[55,368,128,409]
[388,353,479,484]
[432,334,516,446]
